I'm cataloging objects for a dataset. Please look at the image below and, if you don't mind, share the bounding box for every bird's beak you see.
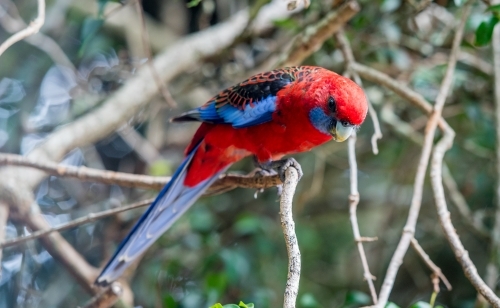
[331,121,354,142]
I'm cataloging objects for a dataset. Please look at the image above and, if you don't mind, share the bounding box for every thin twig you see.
[277,0,360,67]
[79,282,123,308]
[431,123,500,306]
[0,0,45,57]
[410,237,452,291]
[335,29,382,155]
[0,199,154,249]
[280,167,301,308]
[0,0,75,71]
[348,132,378,304]
[134,0,177,108]
[376,2,472,306]
[0,153,284,193]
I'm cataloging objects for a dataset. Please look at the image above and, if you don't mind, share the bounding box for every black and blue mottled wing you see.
[172,67,319,128]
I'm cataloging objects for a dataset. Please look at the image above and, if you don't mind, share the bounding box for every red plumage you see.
[183,67,368,187]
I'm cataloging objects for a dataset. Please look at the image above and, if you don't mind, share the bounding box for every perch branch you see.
[376,2,471,305]
[280,167,301,308]
[0,199,154,249]
[0,0,45,57]
[347,133,378,304]
[410,237,452,291]
[0,152,283,193]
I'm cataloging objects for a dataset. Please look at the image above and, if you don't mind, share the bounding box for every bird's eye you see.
[328,96,336,112]
[341,121,350,127]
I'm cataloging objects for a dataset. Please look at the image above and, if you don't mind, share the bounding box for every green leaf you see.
[238,301,254,308]
[475,16,499,46]
[273,18,300,31]
[410,302,431,308]
[385,303,401,308]
[187,0,202,8]
[209,304,224,308]
[222,305,239,308]
[487,4,500,12]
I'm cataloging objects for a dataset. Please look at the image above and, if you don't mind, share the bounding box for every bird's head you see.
[307,69,368,142]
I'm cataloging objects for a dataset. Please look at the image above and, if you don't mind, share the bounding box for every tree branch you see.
[410,237,452,291]
[0,199,154,249]
[280,167,301,308]
[277,0,360,67]
[79,282,123,308]
[347,133,378,304]
[376,2,471,305]
[0,0,45,57]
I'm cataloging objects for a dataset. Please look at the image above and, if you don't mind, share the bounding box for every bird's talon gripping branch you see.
[257,158,303,183]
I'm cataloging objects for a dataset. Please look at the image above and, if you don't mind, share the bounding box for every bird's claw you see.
[275,158,303,182]
[258,158,303,183]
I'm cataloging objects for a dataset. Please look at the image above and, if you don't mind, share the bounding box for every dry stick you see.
[277,0,360,67]
[279,167,301,308]
[0,0,45,57]
[134,0,177,108]
[485,11,500,293]
[353,64,499,306]
[0,1,75,71]
[0,152,283,192]
[380,105,490,238]
[335,30,379,304]
[410,237,452,291]
[79,282,123,308]
[347,133,378,304]
[0,199,154,249]
[375,3,471,306]
[335,29,382,155]
[431,126,500,306]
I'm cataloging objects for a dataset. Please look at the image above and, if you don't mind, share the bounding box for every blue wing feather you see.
[95,143,230,286]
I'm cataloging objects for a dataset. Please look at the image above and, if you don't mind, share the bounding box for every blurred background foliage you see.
[0,0,498,307]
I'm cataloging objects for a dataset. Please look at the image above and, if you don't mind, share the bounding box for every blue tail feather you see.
[95,143,229,286]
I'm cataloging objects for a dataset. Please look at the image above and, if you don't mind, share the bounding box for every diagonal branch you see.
[375,2,472,305]
[0,0,45,57]
[0,199,154,249]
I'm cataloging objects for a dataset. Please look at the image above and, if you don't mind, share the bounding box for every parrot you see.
[95,66,368,285]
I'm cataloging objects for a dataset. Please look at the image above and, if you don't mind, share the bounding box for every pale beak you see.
[331,121,354,142]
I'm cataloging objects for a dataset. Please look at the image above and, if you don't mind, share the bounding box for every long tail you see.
[95,143,228,286]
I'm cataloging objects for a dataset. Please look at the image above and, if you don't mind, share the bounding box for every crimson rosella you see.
[95,66,368,285]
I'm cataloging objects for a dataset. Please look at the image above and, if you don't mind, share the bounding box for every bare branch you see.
[431,123,500,306]
[410,237,452,291]
[348,132,378,304]
[134,0,177,108]
[278,0,360,67]
[376,2,472,305]
[0,152,283,193]
[0,0,45,57]
[79,282,123,308]
[0,0,75,71]
[0,199,154,249]
[280,167,301,308]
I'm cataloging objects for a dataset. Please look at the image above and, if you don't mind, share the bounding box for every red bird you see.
[96,66,368,285]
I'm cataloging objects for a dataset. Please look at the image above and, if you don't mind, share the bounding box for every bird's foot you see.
[258,158,303,183]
